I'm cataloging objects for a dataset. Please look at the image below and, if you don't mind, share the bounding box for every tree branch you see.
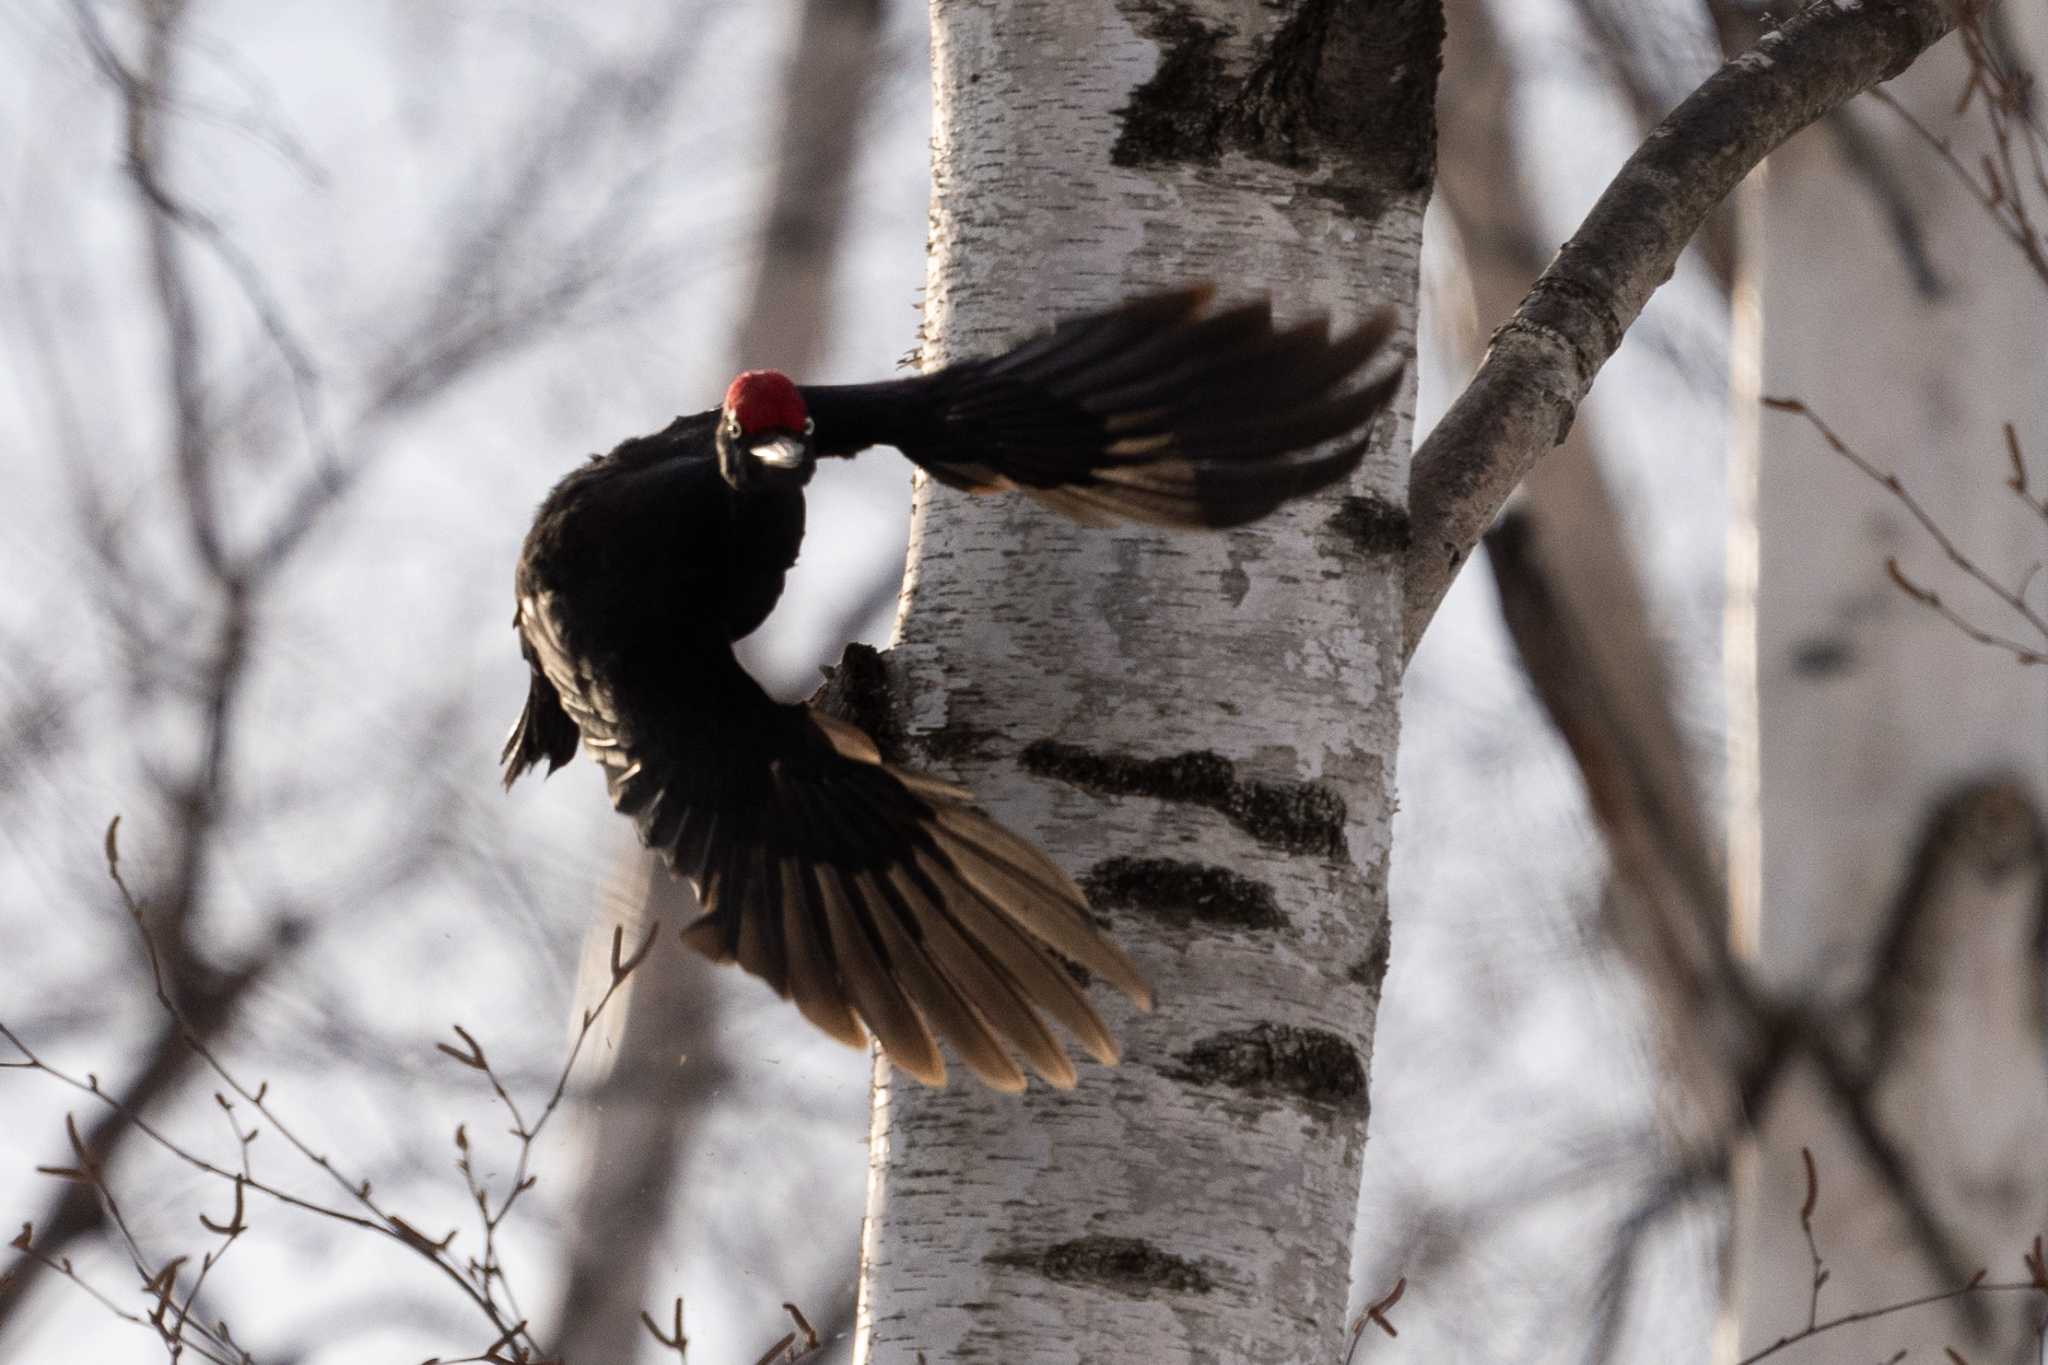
[0,949,274,1327]
[1404,0,1960,654]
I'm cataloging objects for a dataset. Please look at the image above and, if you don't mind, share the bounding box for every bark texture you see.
[1405,0,1961,655]
[853,2,1436,1361]
[1730,10,2048,1355]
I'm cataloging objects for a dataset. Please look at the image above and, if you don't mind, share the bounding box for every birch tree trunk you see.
[853,4,1438,1360]
[1730,12,2048,1358]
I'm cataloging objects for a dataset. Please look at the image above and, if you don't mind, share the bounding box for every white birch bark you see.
[853,3,1433,1361]
[1730,13,2048,1357]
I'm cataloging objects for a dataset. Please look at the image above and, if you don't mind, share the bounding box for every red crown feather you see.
[722,370,808,435]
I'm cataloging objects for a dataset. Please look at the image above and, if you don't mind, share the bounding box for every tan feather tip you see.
[966,1059,1029,1094]
[1081,940,1155,1012]
[811,710,882,765]
[678,912,733,964]
[893,769,975,804]
[795,999,869,1053]
[1034,1053,1079,1090]
[886,1048,949,1089]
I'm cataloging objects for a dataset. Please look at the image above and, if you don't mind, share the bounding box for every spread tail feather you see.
[669,714,1148,1091]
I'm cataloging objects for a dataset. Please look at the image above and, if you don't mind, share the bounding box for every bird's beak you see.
[753,434,808,469]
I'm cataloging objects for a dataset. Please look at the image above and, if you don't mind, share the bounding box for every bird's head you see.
[716,370,815,492]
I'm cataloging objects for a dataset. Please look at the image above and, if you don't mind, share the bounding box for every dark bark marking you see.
[1113,0,1443,211]
[1082,855,1286,931]
[1326,494,1411,557]
[1218,554,1251,607]
[1112,9,1230,167]
[988,1235,1215,1297]
[1021,740,1347,857]
[1171,1022,1368,1115]
[916,717,1004,765]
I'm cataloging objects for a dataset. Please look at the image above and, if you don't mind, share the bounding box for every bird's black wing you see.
[513,588,1150,1092]
[501,632,582,789]
[800,288,1401,528]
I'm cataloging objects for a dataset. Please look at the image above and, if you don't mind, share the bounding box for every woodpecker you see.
[504,288,1399,1091]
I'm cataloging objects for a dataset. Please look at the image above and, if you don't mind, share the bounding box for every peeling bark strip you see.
[1402,0,1959,653]
[1081,856,1286,931]
[989,1236,1217,1297]
[1171,1022,1369,1113]
[1021,740,1347,857]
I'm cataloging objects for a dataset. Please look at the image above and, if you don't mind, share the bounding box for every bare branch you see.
[4,822,657,1359]
[1405,0,1961,654]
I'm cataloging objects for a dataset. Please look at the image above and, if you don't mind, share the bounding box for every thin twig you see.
[1869,6,2048,288]
[446,923,660,1327]
[15,1117,254,1364]
[0,819,659,1355]
[1764,396,2048,662]
[1736,1271,2041,1365]
[1342,1277,1408,1364]
[1798,1146,1828,1332]
[640,1297,688,1361]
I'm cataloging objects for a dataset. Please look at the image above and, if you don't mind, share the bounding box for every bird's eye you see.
[722,414,742,439]
[803,417,815,437]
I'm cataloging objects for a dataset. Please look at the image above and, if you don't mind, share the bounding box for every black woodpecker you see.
[505,288,1399,1090]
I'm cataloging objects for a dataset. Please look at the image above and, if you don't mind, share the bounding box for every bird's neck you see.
[718,484,806,641]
